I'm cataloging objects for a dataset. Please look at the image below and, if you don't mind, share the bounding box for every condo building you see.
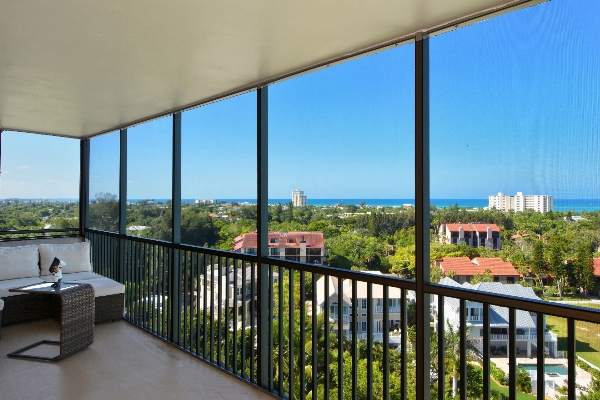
[439,223,502,250]
[233,231,326,264]
[489,192,554,213]
[292,190,307,207]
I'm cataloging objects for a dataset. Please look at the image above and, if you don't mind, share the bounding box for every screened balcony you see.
[2,1,600,399]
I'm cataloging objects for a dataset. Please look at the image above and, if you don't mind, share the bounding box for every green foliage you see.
[490,361,507,385]
[515,366,532,393]
[470,268,494,284]
[89,192,119,231]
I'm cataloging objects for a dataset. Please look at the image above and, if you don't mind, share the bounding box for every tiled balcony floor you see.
[0,319,274,400]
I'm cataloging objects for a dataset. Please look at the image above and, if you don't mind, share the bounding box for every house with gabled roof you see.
[435,257,521,284]
[432,277,558,358]
[439,223,502,250]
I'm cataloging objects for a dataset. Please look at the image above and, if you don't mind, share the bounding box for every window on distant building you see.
[361,321,368,333]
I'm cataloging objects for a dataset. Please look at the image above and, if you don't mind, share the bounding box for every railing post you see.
[256,86,270,389]
[170,113,182,345]
[118,129,127,285]
[415,31,431,400]
[79,138,90,236]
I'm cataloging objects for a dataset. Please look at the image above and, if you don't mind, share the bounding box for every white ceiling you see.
[0,0,542,139]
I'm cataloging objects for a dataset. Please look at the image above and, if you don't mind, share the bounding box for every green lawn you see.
[471,364,537,399]
[490,377,537,400]
[545,301,600,369]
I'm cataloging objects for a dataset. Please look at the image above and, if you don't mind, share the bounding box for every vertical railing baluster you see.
[459,298,466,400]
[300,271,306,400]
[509,308,516,400]
[135,241,141,326]
[568,318,576,400]
[438,294,445,400]
[150,243,155,333]
[383,285,389,400]
[483,303,490,400]
[367,282,373,400]
[190,251,195,352]
[210,254,215,363]
[278,266,284,396]
[536,312,544,400]
[218,255,222,367]
[312,273,317,400]
[202,253,207,357]
[195,252,200,355]
[233,258,238,374]
[338,277,344,400]
[184,251,189,350]
[289,270,295,399]
[324,275,330,400]
[251,260,256,384]
[225,257,230,370]
[162,246,166,337]
[242,259,247,379]
[269,263,275,392]
[352,280,357,400]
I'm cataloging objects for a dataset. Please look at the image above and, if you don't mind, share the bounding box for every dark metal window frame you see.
[72,23,600,400]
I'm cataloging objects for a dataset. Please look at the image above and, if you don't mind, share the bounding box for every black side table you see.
[7,282,95,361]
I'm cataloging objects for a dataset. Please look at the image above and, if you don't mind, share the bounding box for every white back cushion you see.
[39,241,92,276]
[0,245,40,280]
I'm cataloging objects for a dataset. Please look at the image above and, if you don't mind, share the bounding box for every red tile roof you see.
[232,231,325,252]
[436,257,519,277]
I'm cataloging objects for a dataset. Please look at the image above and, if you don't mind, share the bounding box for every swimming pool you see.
[519,364,568,376]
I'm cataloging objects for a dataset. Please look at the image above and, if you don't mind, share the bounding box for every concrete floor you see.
[0,319,274,400]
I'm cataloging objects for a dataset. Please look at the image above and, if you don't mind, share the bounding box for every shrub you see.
[516,366,532,393]
[490,362,506,384]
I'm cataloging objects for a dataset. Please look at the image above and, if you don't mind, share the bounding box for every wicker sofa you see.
[0,238,124,326]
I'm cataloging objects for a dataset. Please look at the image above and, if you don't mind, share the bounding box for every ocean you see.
[6,198,600,212]
[180,198,600,212]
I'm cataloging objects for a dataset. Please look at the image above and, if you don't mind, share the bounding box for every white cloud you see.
[18,165,31,169]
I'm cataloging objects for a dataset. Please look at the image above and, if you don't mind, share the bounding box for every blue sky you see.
[1,0,599,201]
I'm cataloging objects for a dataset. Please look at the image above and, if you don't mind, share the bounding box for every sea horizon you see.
[3,197,600,212]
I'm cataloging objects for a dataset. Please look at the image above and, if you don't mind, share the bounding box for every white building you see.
[292,190,307,207]
[314,272,415,347]
[489,192,553,213]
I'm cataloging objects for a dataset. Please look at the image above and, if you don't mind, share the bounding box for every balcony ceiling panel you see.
[0,0,539,138]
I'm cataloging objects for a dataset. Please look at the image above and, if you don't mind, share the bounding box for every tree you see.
[89,192,119,231]
[574,242,595,296]
[389,245,415,278]
[516,366,532,393]
[471,268,493,284]
[530,240,548,289]
[547,241,567,299]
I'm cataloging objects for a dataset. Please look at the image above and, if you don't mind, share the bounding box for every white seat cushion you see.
[68,277,124,298]
[0,245,40,281]
[0,277,46,298]
[40,271,104,282]
[39,242,92,276]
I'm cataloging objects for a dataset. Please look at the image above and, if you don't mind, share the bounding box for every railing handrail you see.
[426,281,600,324]
[85,227,418,291]
[0,228,80,240]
